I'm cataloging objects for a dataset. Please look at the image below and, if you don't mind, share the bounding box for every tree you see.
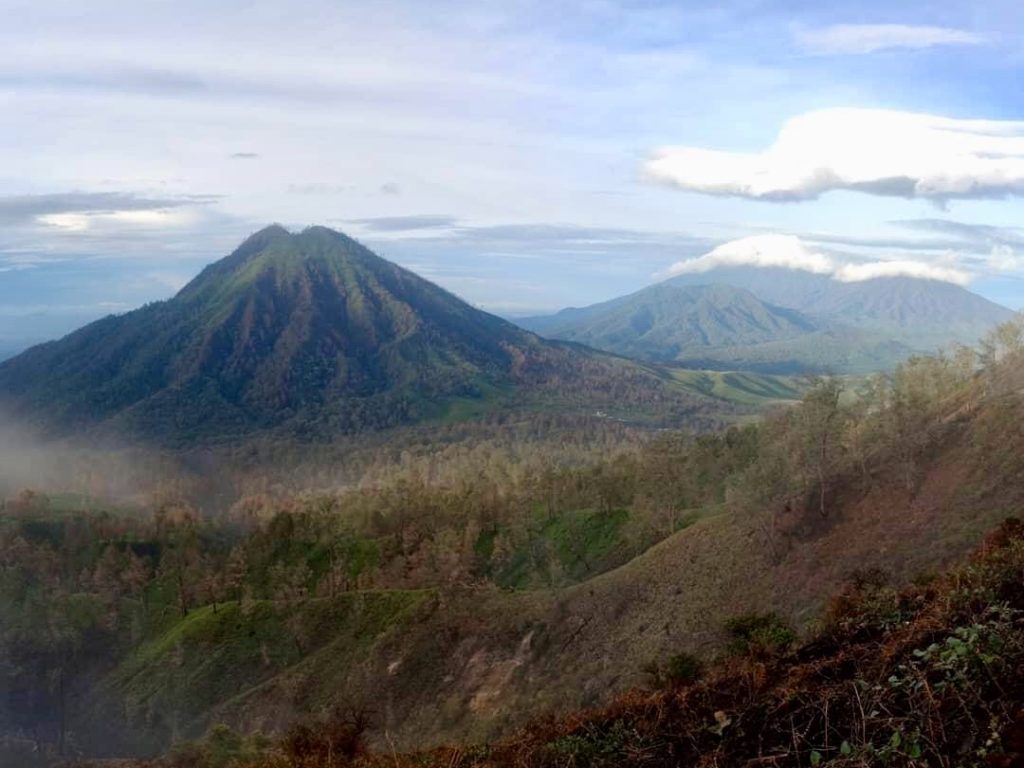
[883,360,943,492]
[224,546,248,604]
[90,544,126,611]
[981,315,1024,369]
[6,488,50,516]
[200,562,227,615]
[2,587,110,757]
[798,378,845,518]
[156,507,202,618]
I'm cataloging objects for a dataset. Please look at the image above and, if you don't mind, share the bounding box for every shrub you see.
[665,652,703,686]
[643,652,703,690]
[724,612,795,656]
[282,707,371,767]
[823,568,909,635]
[548,719,638,766]
[167,724,268,768]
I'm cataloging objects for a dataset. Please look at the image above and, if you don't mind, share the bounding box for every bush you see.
[665,652,703,686]
[548,719,639,765]
[643,651,703,689]
[823,568,909,635]
[282,707,370,767]
[168,724,268,768]
[724,612,795,656]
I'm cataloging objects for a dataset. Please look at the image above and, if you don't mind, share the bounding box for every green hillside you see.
[519,283,818,362]
[668,368,803,405]
[518,268,1014,374]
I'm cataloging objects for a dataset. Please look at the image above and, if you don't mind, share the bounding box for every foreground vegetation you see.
[4,315,1024,765]
[131,518,1024,767]
[0,418,759,762]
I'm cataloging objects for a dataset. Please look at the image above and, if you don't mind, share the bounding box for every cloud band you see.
[645,109,1024,204]
[666,234,971,286]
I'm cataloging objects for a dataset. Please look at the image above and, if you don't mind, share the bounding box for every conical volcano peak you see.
[229,222,292,260]
[177,224,294,292]
[247,222,292,241]
[177,224,381,300]
[298,224,356,242]
[287,225,380,266]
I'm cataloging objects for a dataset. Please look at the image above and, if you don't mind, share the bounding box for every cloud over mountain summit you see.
[666,234,972,286]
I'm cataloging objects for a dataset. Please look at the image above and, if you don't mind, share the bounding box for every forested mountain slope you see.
[519,267,1014,373]
[112,518,1024,768]
[517,283,818,362]
[666,267,1013,333]
[0,226,719,443]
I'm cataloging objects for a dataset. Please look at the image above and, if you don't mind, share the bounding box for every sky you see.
[4,0,1024,352]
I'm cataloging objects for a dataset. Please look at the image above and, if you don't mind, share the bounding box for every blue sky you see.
[3,0,1024,350]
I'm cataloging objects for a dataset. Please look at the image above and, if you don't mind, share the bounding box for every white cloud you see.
[644,108,1024,203]
[37,207,197,232]
[666,234,835,275]
[795,24,984,55]
[834,259,970,285]
[666,234,972,286]
[38,213,91,231]
[105,209,197,227]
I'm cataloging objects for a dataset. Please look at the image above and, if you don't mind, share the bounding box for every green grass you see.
[430,382,516,424]
[490,507,633,589]
[668,369,803,406]
[232,589,432,714]
[103,589,430,747]
[546,508,630,576]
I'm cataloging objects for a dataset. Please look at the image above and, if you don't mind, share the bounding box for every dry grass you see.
[90,519,1024,768]
[310,520,1024,767]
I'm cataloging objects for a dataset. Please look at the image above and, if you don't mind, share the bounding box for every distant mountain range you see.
[2,228,1010,442]
[520,283,817,361]
[0,226,721,443]
[518,267,1014,374]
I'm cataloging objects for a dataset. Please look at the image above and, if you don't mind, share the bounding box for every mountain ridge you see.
[519,283,819,362]
[518,266,1014,373]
